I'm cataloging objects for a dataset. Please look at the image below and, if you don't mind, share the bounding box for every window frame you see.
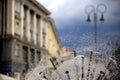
[14,44,20,57]
[15,0,21,13]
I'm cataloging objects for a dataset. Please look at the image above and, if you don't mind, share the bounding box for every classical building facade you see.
[47,18,62,75]
[48,18,61,59]
[0,0,61,80]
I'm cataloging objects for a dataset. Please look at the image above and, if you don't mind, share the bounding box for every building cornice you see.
[29,0,51,15]
[3,34,49,52]
[48,18,62,47]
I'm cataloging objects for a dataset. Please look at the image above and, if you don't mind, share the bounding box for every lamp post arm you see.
[96,4,107,14]
[85,5,95,15]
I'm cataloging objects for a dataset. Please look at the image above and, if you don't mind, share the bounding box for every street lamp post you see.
[85,4,107,80]
[85,4,107,52]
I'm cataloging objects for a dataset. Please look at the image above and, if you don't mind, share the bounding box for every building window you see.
[15,44,20,57]
[30,10,34,43]
[37,51,41,63]
[22,46,28,62]
[15,0,20,13]
[16,22,19,29]
[23,5,27,40]
[23,5,27,24]
[30,49,35,63]
[43,35,45,48]
[30,11,34,30]
[42,21,46,48]
[37,15,40,31]
[43,27,46,34]
[23,27,26,36]
[15,21,20,31]
[36,34,39,45]
[42,19,46,47]
[14,20,21,38]
[43,20,46,35]
[30,31,34,43]
[36,15,40,46]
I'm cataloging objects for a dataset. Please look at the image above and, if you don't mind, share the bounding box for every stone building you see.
[47,18,62,75]
[0,0,61,80]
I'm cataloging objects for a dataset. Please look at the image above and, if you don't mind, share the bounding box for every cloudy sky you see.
[37,0,120,26]
[37,0,120,56]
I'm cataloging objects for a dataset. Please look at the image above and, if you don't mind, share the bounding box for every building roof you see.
[30,0,51,15]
